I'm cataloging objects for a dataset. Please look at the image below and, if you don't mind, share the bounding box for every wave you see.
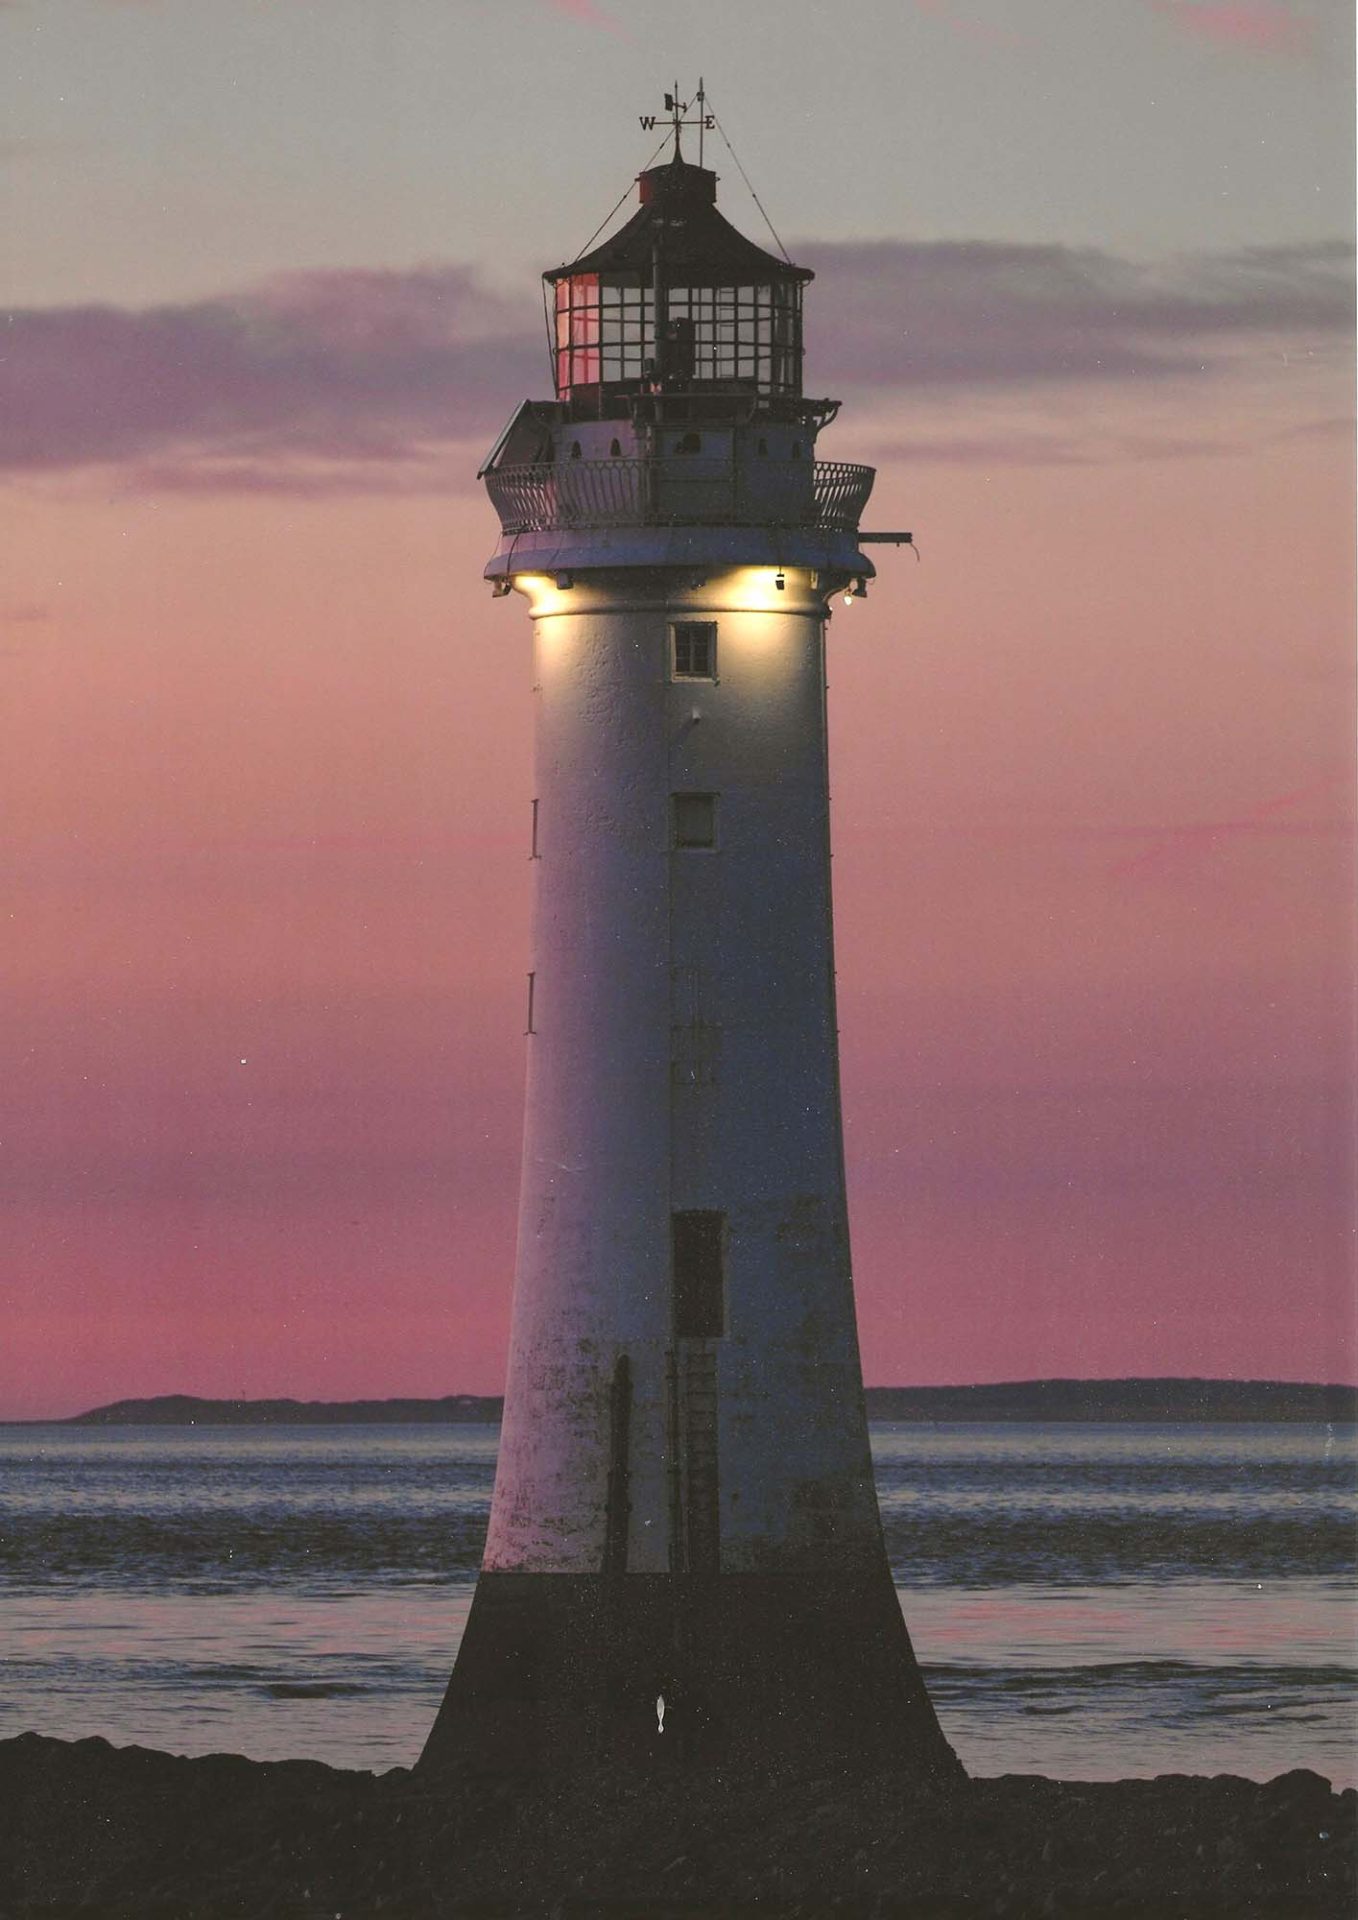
[6,1424,1353,1593]
[0,1511,489,1590]
[879,1510,1357,1585]
[3,1508,1354,1592]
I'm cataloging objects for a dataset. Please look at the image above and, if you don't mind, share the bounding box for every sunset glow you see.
[2,0,1352,1419]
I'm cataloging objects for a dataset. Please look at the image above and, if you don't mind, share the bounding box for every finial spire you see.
[638,80,714,163]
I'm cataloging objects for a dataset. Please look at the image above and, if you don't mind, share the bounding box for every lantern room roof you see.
[545,156,813,287]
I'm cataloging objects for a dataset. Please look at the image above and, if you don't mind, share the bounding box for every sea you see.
[3,1422,1354,1785]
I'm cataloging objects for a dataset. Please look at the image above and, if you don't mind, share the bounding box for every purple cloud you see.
[803,239,1353,391]
[1,264,541,483]
[911,0,1028,50]
[2,241,1349,491]
[1149,1,1317,55]
[543,0,631,36]
[1107,777,1353,878]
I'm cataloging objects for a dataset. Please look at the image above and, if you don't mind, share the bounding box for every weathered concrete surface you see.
[486,578,883,1583]
[426,568,958,1780]
[2,1732,1353,1917]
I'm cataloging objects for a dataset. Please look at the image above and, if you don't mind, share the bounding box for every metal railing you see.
[484,457,875,535]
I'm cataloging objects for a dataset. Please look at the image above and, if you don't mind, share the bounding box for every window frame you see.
[552,271,803,401]
[671,620,717,682]
[672,791,718,851]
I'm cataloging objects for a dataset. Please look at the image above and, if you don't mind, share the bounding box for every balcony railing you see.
[484,457,875,536]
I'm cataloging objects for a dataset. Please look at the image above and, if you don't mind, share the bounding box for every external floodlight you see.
[555,572,574,590]
[492,579,512,598]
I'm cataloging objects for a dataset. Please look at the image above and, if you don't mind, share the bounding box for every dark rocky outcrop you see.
[1,1732,1353,1916]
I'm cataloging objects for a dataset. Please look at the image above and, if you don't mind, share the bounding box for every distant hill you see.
[864,1379,1358,1423]
[65,1394,504,1427]
[51,1378,1358,1426]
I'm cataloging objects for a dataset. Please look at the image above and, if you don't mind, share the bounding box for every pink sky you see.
[1,0,1353,1418]
[4,404,1351,1418]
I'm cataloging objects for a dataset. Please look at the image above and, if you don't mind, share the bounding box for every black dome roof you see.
[546,157,812,287]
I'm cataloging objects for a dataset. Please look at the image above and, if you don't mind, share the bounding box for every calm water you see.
[2,1422,1354,1784]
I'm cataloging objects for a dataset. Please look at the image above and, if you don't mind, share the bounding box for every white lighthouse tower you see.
[422,103,958,1782]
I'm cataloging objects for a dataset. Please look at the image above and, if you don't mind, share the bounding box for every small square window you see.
[672,621,716,680]
[673,793,717,849]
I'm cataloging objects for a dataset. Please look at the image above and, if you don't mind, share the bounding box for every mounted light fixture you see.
[555,572,574,590]
[774,570,786,592]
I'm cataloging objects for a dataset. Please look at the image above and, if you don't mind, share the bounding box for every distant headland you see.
[42,1378,1358,1426]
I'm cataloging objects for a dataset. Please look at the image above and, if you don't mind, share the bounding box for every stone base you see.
[417,1569,962,1783]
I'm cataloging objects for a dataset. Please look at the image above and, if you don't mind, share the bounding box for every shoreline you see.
[3,1731,1353,1917]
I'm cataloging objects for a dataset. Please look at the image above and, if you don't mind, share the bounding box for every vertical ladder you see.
[681,1341,720,1575]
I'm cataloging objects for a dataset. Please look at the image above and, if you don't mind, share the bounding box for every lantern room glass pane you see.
[598,279,654,382]
[551,270,802,399]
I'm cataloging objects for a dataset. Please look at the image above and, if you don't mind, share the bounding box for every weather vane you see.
[639,77,713,165]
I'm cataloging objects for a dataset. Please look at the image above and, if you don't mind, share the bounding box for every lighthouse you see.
[421,101,958,1783]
